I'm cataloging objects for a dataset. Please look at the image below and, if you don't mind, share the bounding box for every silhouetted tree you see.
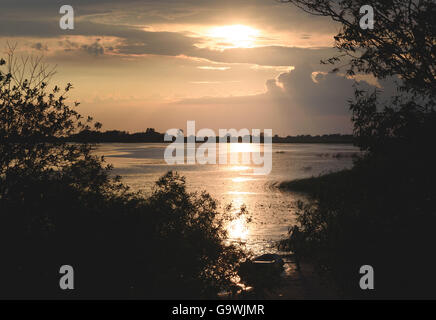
[284,0,436,151]
[281,0,436,298]
[284,0,435,96]
[0,44,103,178]
[0,47,249,298]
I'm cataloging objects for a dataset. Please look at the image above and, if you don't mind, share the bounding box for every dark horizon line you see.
[66,128,355,144]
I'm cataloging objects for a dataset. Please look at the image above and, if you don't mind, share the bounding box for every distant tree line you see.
[68,128,164,143]
[272,134,353,144]
[68,129,354,144]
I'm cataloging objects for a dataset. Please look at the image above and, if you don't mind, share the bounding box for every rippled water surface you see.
[94,143,359,254]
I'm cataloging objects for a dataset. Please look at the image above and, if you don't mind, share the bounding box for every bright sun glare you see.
[208,25,260,48]
[228,216,249,240]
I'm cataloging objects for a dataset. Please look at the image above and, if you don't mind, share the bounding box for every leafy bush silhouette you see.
[281,0,436,298]
[0,48,248,298]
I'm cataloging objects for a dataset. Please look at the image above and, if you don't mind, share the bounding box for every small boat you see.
[251,254,284,271]
[239,253,285,291]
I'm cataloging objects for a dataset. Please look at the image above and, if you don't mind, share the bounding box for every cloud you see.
[197,66,231,71]
[193,46,337,68]
[166,64,383,134]
[178,65,373,115]
[269,65,361,115]
[0,0,337,67]
[0,0,335,33]
[0,16,337,68]
[81,39,105,56]
[30,42,48,51]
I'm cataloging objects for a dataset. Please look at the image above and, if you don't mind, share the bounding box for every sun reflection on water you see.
[231,177,254,183]
[227,215,249,240]
[228,165,251,172]
[225,190,251,241]
[227,191,255,195]
[229,142,260,153]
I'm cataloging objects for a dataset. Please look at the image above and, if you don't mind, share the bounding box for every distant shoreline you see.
[83,141,355,144]
[67,129,355,144]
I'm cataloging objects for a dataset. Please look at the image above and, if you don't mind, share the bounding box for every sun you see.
[207,25,260,48]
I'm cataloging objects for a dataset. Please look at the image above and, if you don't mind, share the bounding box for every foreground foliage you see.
[280,0,436,298]
[0,50,247,298]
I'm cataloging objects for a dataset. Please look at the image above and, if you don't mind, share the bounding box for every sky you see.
[0,0,383,135]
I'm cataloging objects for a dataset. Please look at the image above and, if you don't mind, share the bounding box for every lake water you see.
[94,143,359,255]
